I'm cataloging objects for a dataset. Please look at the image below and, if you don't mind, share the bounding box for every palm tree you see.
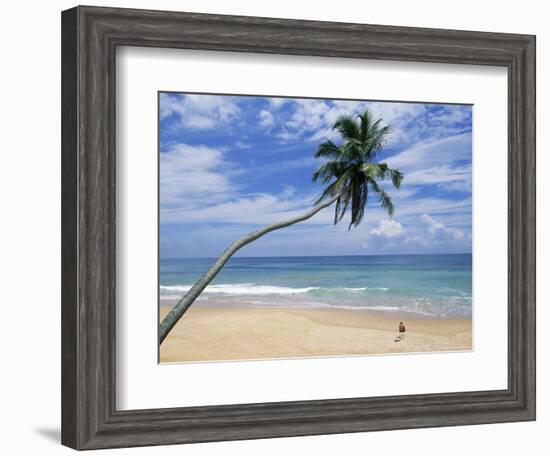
[159,108,404,344]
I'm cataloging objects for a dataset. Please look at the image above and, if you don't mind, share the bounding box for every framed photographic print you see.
[61,5,536,450]
[157,92,474,363]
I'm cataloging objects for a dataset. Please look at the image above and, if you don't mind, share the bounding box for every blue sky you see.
[159,93,472,258]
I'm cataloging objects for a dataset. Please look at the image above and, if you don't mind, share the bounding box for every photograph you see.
[158,93,473,363]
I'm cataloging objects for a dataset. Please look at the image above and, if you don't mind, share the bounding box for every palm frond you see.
[361,163,387,179]
[358,110,374,143]
[333,115,361,142]
[349,178,368,229]
[312,160,348,184]
[368,178,395,217]
[388,169,404,189]
[379,191,395,216]
[363,124,390,159]
[314,140,341,159]
[314,168,353,204]
[333,197,341,225]
[336,188,352,224]
[361,163,403,189]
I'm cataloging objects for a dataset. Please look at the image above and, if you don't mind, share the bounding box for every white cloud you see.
[258,110,275,128]
[268,98,287,110]
[394,195,471,219]
[370,220,406,239]
[363,101,426,145]
[389,133,471,169]
[426,105,471,127]
[385,133,472,194]
[417,214,469,243]
[285,99,332,131]
[262,99,459,148]
[235,141,252,149]
[280,99,367,142]
[366,103,470,146]
[272,99,454,147]
[281,185,297,197]
[404,164,472,192]
[161,189,319,226]
[159,143,324,227]
[160,143,239,211]
[274,129,302,142]
[255,157,318,177]
[161,183,472,256]
[160,93,240,130]
[366,101,425,124]
[363,213,470,253]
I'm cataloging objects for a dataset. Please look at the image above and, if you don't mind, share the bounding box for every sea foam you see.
[160,283,318,296]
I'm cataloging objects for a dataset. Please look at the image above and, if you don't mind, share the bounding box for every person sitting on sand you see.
[394,321,406,342]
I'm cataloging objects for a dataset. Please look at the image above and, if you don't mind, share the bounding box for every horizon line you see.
[160,252,472,261]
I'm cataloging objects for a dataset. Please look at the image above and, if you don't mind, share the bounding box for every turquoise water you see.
[159,254,472,318]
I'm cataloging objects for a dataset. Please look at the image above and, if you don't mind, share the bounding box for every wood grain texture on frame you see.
[61,5,536,450]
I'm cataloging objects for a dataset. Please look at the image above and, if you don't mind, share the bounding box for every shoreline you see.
[160,299,469,320]
[159,303,472,363]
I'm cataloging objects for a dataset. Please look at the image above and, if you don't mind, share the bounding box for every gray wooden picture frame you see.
[61,5,536,450]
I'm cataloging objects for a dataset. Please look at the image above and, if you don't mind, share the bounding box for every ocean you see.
[159,254,472,319]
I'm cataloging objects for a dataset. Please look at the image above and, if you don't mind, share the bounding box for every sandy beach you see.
[159,303,472,363]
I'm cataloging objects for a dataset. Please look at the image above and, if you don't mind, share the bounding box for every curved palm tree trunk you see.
[159,194,339,344]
